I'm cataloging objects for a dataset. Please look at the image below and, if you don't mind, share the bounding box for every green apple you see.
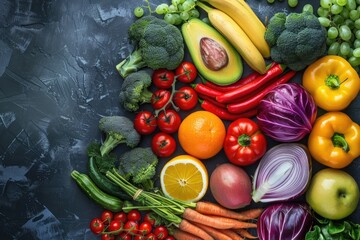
[306,168,359,220]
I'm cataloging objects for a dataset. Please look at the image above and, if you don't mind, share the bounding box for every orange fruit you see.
[160,155,209,202]
[178,111,226,159]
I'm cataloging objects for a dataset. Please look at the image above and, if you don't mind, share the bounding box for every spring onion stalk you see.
[252,143,312,203]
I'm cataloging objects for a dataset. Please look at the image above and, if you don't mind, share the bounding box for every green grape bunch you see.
[133,0,200,25]
[317,0,360,69]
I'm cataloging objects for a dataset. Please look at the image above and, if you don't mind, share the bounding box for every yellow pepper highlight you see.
[308,112,360,169]
[302,55,360,111]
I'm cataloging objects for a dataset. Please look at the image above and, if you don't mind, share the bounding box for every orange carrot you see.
[179,219,214,240]
[236,228,258,239]
[173,229,203,240]
[193,222,233,240]
[182,208,257,229]
[220,229,245,240]
[195,202,263,221]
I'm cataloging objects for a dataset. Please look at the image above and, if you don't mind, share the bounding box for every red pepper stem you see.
[238,134,251,147]
[332,132,350,152]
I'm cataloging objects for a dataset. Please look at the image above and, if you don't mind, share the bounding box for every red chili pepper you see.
[197,93,227,108]
[227,70,296,114]
[191,83,223,98]
[200,99,258,121]
[216,63,286,103]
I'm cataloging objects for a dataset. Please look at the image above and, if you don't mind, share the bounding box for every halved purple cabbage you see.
[258,203,313,240]
[257,83,317,142]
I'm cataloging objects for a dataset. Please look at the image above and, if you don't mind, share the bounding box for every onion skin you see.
[257,83,317,142]
[258,203,313,240]
[210,163,252,209]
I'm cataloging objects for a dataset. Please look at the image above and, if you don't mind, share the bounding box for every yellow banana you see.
[200,0,271,58]
[197,2,266,74]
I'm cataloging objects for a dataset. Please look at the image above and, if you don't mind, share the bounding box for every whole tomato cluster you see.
[89,209,174,240]
[133,62,198,158]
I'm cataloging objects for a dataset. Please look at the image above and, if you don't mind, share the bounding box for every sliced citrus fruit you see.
[160,155,209,202]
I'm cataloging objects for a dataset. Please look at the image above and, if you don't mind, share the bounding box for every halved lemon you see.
[160,155,209,202]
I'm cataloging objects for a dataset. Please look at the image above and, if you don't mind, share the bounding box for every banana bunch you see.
[197,0,270,74]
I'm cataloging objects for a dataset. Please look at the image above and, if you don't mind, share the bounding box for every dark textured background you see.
[0,0,359,239]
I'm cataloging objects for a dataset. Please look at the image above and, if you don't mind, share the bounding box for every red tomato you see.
[113,211,127,224]
[101,234,115,240]
[151,132,176,158]
[89,218,104,234]
[134,235,146,240]
[152,69,175,89]
[127,209,141,222]
[157,110,181,134]
[163,237,175,240]
[108,220,122,232]
[139,222,153,235]
[145,233,158,240]
[118,232,132,240]
[151,89,171,110]
[134,111,157,135]
[101,210,113,225]
[154,226,169,240]
[175,61,197,83]
[124,220,139,234]
[173,86,198,111]
[143,212,156,226]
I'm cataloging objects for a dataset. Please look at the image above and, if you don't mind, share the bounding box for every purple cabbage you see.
[257,83,317,142]
[258,203,313,240]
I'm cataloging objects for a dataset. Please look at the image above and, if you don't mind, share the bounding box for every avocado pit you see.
[200,37,229,71]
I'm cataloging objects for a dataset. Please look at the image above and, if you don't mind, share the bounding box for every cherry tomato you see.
[157,110,181,134]
[101,210,113,225]
[175,61,197,83]
[124,220,139,234]
[152,69,175,89]
[117,232,132,240]
[163,236,175,240]
[173,86,198,111]
[143,212,156,226]
[127,209,141,222]
[151,132,176,158]
[90,218,105,234]
[101,234,115,240]
[154,226,169,240]
[134,235,146,240]
[113,211,127,224]
[108,220,122,232]
[145,233,158,240]
[134,111,157,135]
[151,89,171,110]
[139,221,153,235]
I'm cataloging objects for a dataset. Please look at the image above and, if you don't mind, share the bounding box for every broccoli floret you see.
[98,116,140,156]
[265,10,327,71]
[119,70,152,112]
[117,147,158,191]
[116,16,184,78]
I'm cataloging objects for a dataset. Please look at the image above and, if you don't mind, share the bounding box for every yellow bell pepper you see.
[308,112,360,169]
[302,55,360,111]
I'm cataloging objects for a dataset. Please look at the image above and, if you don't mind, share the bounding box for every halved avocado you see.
[182,18,243,86]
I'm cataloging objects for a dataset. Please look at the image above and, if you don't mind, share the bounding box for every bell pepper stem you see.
[238,134,251,147]
[332,133,350,152]
[325,74,341,89]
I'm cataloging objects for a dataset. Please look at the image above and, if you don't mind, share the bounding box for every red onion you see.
[252,143,311,203]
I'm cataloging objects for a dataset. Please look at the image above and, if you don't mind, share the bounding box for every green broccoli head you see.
[98,116,140,156]
[117,16,184,78]
[118,147,158,191]
[119,70,152,112]
[265,11,327,71]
